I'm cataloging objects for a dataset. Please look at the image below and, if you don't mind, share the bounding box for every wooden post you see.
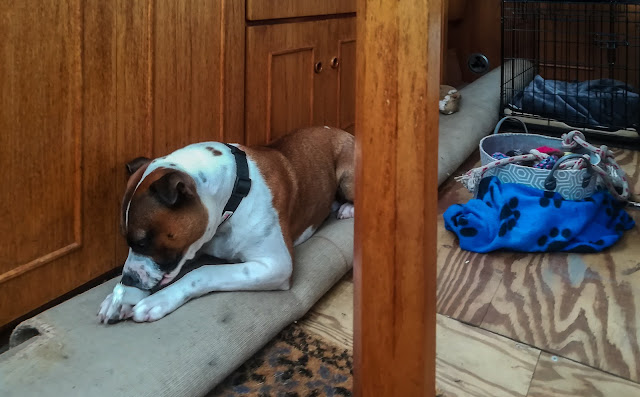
[353,0,441,396]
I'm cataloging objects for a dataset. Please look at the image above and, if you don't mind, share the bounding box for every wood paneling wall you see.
[0,0,244,327]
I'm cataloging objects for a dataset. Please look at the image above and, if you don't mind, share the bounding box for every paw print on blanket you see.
[603,195,634,233]
[539,191,563,209]
[537,227,607,253]
[536,227,573,251]
[498,197,521,237]
[455,217,478,238]
[571,240,606,253]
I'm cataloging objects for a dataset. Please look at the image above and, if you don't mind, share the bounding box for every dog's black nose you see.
[120,273,139,287]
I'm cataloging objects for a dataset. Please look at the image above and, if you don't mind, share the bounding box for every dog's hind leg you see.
[335,133,355,219]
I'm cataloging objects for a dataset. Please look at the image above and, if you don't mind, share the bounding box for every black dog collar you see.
[220,144,252,224]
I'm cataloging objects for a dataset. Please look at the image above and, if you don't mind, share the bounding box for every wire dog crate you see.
[501,1,640,146]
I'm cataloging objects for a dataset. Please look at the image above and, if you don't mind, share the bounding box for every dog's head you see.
[119,157,209,290]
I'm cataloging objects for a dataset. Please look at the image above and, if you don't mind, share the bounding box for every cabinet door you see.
[0,1,118,326]
[331,18,356,134]
[245,18,356,145]
[246,20,333,146]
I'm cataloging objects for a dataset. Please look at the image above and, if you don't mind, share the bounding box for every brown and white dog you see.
[98,126,354,324]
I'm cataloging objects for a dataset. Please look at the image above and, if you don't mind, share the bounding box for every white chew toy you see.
[100,283,151,323]
[103,283,149,322]
[112,283,149,306]
[110,283,125,307]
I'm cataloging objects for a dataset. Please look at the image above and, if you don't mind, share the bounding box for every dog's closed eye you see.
[133,239,147,248]
[127,232,150,250]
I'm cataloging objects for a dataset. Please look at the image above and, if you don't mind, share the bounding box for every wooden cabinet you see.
[442,0,501,86]
[245,17,356,146]
[0,0,244,327]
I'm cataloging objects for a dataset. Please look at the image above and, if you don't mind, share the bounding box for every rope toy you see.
[456,130,631,201]
[456,149,549,193]
[561,130,630,201]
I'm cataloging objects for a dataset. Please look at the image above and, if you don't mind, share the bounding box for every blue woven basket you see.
[478,118,599,200]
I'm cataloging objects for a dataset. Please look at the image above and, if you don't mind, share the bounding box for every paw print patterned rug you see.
[444,176,635,253]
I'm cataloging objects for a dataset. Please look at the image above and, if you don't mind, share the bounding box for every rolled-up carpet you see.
[0,217,353,397]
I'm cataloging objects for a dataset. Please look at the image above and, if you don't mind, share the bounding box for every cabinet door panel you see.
[0,0,80,274]
[0,0,118,326]
[246,21,331,145]
[334,18,357,134]
[270,49,315,139]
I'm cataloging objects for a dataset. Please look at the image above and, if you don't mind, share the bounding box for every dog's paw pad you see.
[337,203,355,219]
[132,305,165,322]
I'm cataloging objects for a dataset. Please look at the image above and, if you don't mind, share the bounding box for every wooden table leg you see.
[353,0,442,396]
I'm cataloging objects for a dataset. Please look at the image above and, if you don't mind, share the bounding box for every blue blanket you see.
[511,75,639,128]
[444,177,635,253]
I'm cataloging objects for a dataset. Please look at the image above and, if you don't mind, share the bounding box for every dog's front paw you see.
[131,290,186,322]
[337,203,355,219]
[97,293,133,325]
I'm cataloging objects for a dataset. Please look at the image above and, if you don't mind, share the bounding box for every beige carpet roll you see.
[0,217,353,397]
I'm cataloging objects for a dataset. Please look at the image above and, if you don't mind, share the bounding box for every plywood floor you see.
[300,148,640,396]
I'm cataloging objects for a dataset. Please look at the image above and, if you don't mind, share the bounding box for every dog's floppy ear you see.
[150,171,195,207]
[126,157,152,176]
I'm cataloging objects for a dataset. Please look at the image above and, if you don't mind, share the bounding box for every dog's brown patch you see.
[242,145,296,256]
[207,146,223,156]
[243,127,354,255]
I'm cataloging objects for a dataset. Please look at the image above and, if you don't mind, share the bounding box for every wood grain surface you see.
[353,0,441,395]
[436,315,540,397]
[301,277,543,397]
[528,353,640,397]
[247,0,356,21]
[438,148,640,383]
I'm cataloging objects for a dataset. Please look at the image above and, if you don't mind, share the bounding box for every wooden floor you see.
[300,148,640,396]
